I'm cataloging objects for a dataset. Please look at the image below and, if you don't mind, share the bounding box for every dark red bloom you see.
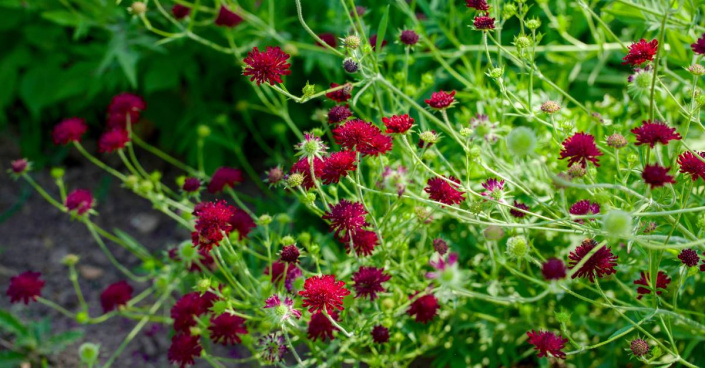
[182,177,201,193]
[65,189,94,215]
[400,30,419,46]
[382,114,414,134]
[473,14,495,30]
[634,271,670,300]
[10,159,28,174]
[326,83,353,103]
[541,258,567,280]
[328,105,353,124]
[265,261,302,292]
[692,33,705,55]
[526,330,568,359]
[172,4,190,19]
[568,239,618,282]
[171,292,218,332]
[290,157,324,190]
[215,5,243,27]
[466,0,489,11]
[207,167,243,193]
[337,229,379,256]
[678,249,699,267]
[316,33,337,48]
[6,271,44,304]
[100,280,133,312]
[407,293,439,323]
[298,275,351,313]
[351,266,390,300]
[98,129,130,153]
[569,200,600,221]
[362,133,393,156]
[53,117,87,145]
[559,132,603,168]
[371,325,389,344]
[280,245,300,264]
[209,313,248,345]
[191,201,234,251]
[168,334,202,368]
[630,339,649,357]
[266,166,284,185]
[106,93,146,129]
[307,311,338,341]
[622,39,658,66]
[642,164,676,188]
[243,46,291,85]
[369,34,387,50]
[433,238,449,255]
[322,199,368,238]
[229,207,255,240]
[321,150,357,184]
[424,90,455,109]
[678,150,705,181]
[425,176,465,206]
[509,200,530,218]
[332,119,383,151]
[631,120,681,148]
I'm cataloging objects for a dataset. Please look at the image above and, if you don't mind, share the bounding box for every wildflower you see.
[332,119,392,156]
[677,151,705,181]
[678,249,699,267]
[209,313,248,345]
[265,166,285,185]
[170,292,218,332]
[465,0,489,11]
[328,105,353,124]
[289,157,324,190]
[264,294,302,325]
[425,176,465,206]
[481,178,505,200]
[326,83,353,102]
[98,129,130,153]
[296,132,328,158]
[407,292,439,323]
[100,281,133,312]
[265,262,302,292]
[307,311,338,341]
[171,4,190,19]
[229,208,255,240]
[400,30,419,46]
[526,330,568,359]
[343,58,359,73]
[568,239,618,282]
[426,252,462,288]
[627,66,653,96]
[631,120,681,148]
[541,258,567,280]
[641,164,676,188]
[280,245,300,264]
[168,334,202,368]
[258,333,288,363]
[382,114,414,134]
[215,5,243,27]
[191,201,235,251]
[433,238,449,255]
[242,46,291,85]
[321,150,357,184]
[10,159,29,175]
[630,338,649,357]
[606,133,627,149]
[106,93,146,129]
[470,114,499,143]
[322,199,368,238]
[317,33,337,48]
[371,325,390,343]
[424,90,456,109]
[540,101,561,114]
[182,177,201,193]
[65,189,94,215]
[569,199,600,222]
[53,117,87,145]
[622,39,658,66]
[369,34,387,50]
[207,167,243,193]
[634,271,670,300]
[692,33,705,55]
[6,271,44,304]
[299,275,351,313]
[352,266,391,300]
[509,201,530,218]
[473,14,495,30]
[338,229,379,256]
[559,132,603,167]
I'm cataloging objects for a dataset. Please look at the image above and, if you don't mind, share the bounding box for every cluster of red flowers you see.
[332,119,393,157]
[425,176,465,206]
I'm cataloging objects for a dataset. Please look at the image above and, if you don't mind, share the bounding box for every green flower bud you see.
[179,243,198,263]
[124,175,139,189]
[555,309,571,324]
[503,3,517,18]
[525,18,541,30]
[487,67,504,79]
[343,35,361,49]
[468,145,482,161]
[197,125,211,138]
[286,173,304,188]
[506,235,530,258]
[459,127,473,137]
[76,311,89,324]
[212,300,228,315]
[62,254,80,266]
[421,73,434,86]
[155,275,169,291]
[280,235,295,245]
[696,94,705,107]
[627,153,638,164]
[130,1,146,15]
[422,149,437,161]
[196,278,211,292]
[50,167,65,179]
[304,192,316,204]
[419,130,439,145]
[302,82,316,99]
[602,210,632,237]
[257,214,272,226]
[277,213,291,224]
[298,232,312,245]
[514,35,532,49]
[79,343,100,365]
[381,298,395,310]
[506,126,537,156]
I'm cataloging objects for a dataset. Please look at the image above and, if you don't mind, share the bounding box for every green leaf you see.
[41,10,84,27]
[0,310,27,336]
[375,5,390,56]
[40,330,84,354]
[606,324,633,340]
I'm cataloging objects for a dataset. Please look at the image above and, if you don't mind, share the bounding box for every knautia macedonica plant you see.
[6,0,705,367]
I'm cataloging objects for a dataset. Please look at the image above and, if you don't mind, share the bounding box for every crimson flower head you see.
[337,229,379,256]
[369,34,387,50]
[172,4,190,19]
[466,0,489,10]
[168,334,202,368]
[371,325,390,344]
[106,93,146,129]
[182,177,201,193]
[473,14,495,30]
[433,238,449,255]
[6,271,44,304]
[400,30,419,46]
[100,280,133,312]
[642,164,676,188]
[622,39,658,66]
[631,120,681,148]
[526,330,568,359]
[243,46,291,85]
[407,292,439,323]
[265,262,302,292]
[326,83,353,102]
[328,105,352,124]
[322,199,368,238]
[559,132,603,168]
[678,249,699,267]
[424,90,456,109]
[692,33,705,55]
[307,311,338,341]
[568,239,618,282]
[53,117,87,145]
[209,313,248,345]
[510,201,530,218]
[425,176,465,206]
[65,189,94,215]
[481,178,505,199]
[333,119,392,156]
[207,167,243,193]
[280,244,300,264]
[215,5,243,27]
[10,159,29,175]
[98,129,130,153]
[229,207,255,240]
[321,150,357,184]
[170,292,219,332]
[569,200,600,222]
[677,151,705,181]
[634,271,670,300]
[382,114,414,134]
[191,201,235,251]
[352,266,391,300]
[298,274,351,313]
[541,258,567,280]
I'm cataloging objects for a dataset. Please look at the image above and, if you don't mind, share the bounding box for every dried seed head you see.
[540,100,561,114]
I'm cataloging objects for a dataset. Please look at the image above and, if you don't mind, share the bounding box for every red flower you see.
[400,30,419,46]
[316,33,337,48]
[207,167,243,193]
[307,311,338,341]
[209,313,248,345]
[298,275,351,313]
[100,281,133,312]
[642,164,676,188]
[171,292,218,332]
[290,157,324,190]
[191,201,235,251]
[215,5,243,27]
[425,176,465,206]
[65,189,94,215]
[362,133,393,156]
[526,330,568,359]
[106,93,146,129]
[10,159,28,174]
[265,262,302,292]
[352,266,390,300]
[321,151,357,184]
[473,14,495,30]
[569,200,600,221]
[371,325,390,344]
[541,258,567,280]
[465,0,489,11]
[622,39,658,66]
[182,177,201,193]
[568,239,618,282]
[328,105,352,124]
[337,229,379,256]
[326,83,353,102]
[168,334,202,368]
[332,119,381,151]
[407,293,439,323]
[6,271,44,304]
[265,166,284,185]
[280,245,300,264]
[677,151,705,181]
[559,132,603,168]
[172,4,190,19]
[53,117,87,145]
[424,90,455,109]
[369,34,387,50]
[678,249,699,267]
[692,33,705,55]
[382,114,414,134]
[433,238,449,255]
[509,200,530,218]
[98,129,130,153]
[229,207,255,240]
[633,271,670,300]
[243,46,291,85]
[322,199,368,238]
[631,120,681,148]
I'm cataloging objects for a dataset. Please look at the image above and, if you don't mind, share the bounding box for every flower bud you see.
[525,18,541,30]
[196,278,211,292]
[514,35,532,49]
[257,214,272,226]
[343,58,359,73]
[50,167,65,179]
[606,133,627,149]
[506,126,537,156]
[280,235,295,245]
[567,163,586,179]
[602,210,632,237]
[76,311,89,324]
[630,338,649,357]
[197,125,211,138]
[343,35,361,49]
[130,1,146,15]
[687,64,705,76]
[506,235,530,258]
[302,82,316,99]
[79,343,100,365]
[540,100,561,114]
[419,130,439,145]
[487,67,503,79]
[62,254,80,266]
[276,213,291,224]
[286,173,304,188]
